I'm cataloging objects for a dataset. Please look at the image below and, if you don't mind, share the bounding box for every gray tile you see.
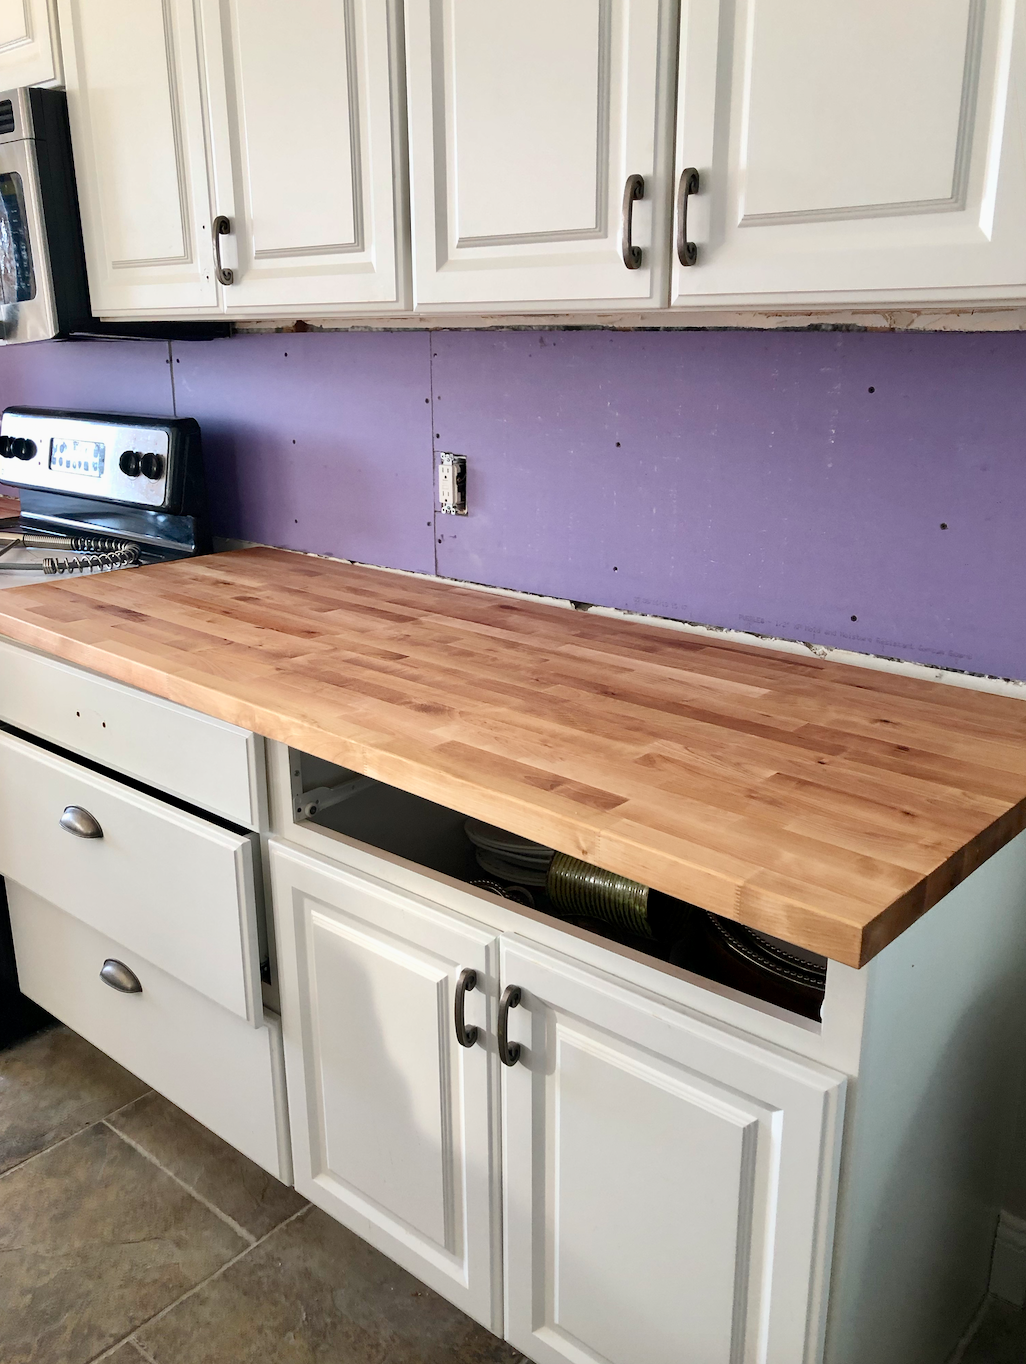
[0,1122,247,1364]
[108,1093,306,1240]
[961,1296,1026,1363]
[99,1343,151,1363]
[0,1026,149,1175]
[137,1205,523,1364]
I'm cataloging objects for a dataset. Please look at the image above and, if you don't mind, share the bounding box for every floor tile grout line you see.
[102,1090,158,1125]
[101,1119,258,1247]
[0,1088,155,1184]
[84,1203,313,1364]
[0,1117,108,1183]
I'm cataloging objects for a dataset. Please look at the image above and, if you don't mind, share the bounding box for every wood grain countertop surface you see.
[0,545,1023,968]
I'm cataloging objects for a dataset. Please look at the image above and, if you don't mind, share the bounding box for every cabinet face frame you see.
[499,934,846,1364]
[670,0,1026,307]
[197,0,410,313]
[270,838,503,1332]
[404,0,679,311]
[57,0,221,313]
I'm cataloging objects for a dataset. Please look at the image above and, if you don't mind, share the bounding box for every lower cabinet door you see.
[270,841,502,1332]
[500,936,846,1364]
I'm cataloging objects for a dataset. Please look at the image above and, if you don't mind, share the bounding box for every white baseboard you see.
[990,1210,1026,1306]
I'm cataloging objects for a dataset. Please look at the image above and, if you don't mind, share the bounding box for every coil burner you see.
[0,532,143,576]
[42,543,142,575]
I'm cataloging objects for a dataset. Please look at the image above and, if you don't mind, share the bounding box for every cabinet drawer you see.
[0,639,264,828]
[9,885,290,1181]
[0,729,262,1022]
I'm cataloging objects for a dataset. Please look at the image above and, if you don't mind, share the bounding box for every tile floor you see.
[0,1025,527,1364]
[3,1025,1023,1364]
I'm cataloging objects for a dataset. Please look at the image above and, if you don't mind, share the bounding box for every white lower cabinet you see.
[0,728,264,1024]
[500,936,846,1364]
[270,840,503,1331]
[271,839,846,1360]
[9,884,290,1180]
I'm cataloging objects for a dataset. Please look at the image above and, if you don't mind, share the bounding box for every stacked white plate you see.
[464,819,554,887]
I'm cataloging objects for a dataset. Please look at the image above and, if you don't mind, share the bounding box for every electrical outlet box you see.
[438,452,467,515]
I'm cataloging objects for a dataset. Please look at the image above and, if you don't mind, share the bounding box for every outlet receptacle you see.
[438,452,467,515]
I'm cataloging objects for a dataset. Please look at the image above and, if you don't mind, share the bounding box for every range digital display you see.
[49,438,105,478]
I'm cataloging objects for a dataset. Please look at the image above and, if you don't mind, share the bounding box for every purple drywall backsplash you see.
[0,327,1023,680]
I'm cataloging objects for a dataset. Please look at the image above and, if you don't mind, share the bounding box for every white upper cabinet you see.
[58,0,220,314]
[59,0,405,318]
[672,0,1026,307]
[404,0,678,310]
[199,0,406,311]
[0,0,60,87]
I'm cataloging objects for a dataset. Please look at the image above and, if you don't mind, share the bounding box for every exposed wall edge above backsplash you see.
[229,306,1026,334]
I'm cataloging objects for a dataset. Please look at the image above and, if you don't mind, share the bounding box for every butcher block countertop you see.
[0,546,1025,968]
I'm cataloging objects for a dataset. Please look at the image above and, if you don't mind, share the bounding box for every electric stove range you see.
[0,406,210,588]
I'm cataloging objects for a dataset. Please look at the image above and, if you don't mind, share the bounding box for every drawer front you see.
[0,729,262,1022]
[9,885,290,1181]
[0,638,264,828]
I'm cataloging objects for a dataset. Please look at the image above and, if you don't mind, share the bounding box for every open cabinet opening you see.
[289,749,826,1023]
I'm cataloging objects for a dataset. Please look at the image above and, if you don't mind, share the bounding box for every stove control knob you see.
[14,438,36,460]
[119,450,141,477]
[0,436,10,457]
[140,452,165,480]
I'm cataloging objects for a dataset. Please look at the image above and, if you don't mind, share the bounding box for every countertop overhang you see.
[0,546,1023,968]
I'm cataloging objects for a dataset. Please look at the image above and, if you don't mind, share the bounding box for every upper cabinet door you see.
[501,936,846,1364]
[405,0,678,311]
[672,0,1026,307]
[57,0,219,314]
[0,0,60,86]
[200,0,407,313]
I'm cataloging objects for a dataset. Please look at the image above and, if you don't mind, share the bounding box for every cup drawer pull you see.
[99,958,142,994]
[60,805,103,839]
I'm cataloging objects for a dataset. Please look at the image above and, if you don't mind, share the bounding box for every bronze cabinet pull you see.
[212,215,234,285]
[498,984,522,1066]
[676,167,700,267]
[621,174,645,269]
[454,967,478,1048]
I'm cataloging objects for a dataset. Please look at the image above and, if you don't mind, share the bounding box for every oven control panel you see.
[0,409,173,509]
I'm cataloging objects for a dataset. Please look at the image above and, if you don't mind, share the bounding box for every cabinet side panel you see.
[825,830,1026,1364]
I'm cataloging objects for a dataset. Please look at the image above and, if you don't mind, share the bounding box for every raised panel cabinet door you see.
[269,840,502,1332]
[405,0,678,310]
[200,0,407,311]
[672,0,1026,307]
[0,0,60,86]
[500,936,846,1364]
[57,0,220,314]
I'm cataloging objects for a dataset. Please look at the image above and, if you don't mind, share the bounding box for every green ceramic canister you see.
[545,852,653,939]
